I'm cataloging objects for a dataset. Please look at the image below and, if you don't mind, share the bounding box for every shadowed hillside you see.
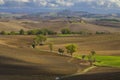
[61,67,120,80]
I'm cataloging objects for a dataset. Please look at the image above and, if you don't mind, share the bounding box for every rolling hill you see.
[0,19,120,33]
[0,20,27,31]
[0,34,120,80]
[0,35,84,80]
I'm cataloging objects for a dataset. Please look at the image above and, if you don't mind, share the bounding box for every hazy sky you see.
[0,0,120,13]
[0,0,120,8]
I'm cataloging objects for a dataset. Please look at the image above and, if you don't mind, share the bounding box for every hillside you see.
[0,20,120,33]
[0,35,81,74]
[0,20,27,31]
[91,20,120,28]
[0,35,85,80]
[61,67,120,80]
[0,35,120,80]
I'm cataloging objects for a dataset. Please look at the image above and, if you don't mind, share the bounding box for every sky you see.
[0,0,120,13]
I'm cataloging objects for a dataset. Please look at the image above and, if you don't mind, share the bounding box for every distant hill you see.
[0,10,120,32]
[21,10,120,19]
[91,19,120,28]
[1,10,120,20]
[0,20,27,31]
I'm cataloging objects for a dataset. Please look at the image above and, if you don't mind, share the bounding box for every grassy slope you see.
[95,56,120,67]
[76,55,120,67]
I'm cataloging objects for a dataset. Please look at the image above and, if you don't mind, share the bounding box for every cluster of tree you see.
[27,29,57,35]
[61,28,93,35]
[0,29,25,35]
[32,35,55,53]
[61,28,82,34]
[31,35,77,56]
[31,35,97,66]
[0,28,110,36]
[0,31,7,35]
[58,48,64,55]
[96,31,110,35]
[61,28,72,34]
[81,50,96,66]
[65,44,77,56]
[57,44,77,56]
[32,35,47,48]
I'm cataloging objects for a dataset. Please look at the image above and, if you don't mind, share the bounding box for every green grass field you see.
[95,56,120,67]
[76,55,120,67]
[57,34,73,37]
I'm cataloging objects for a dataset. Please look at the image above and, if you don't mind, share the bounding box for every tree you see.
[88,51,96,66]
[34,35,47,45]
[27,30,36,35]
[32,43,36,48]
[91,50,96,56]
[65,44,77,56]
[27,29,57,35]
[48,43,53,52]
[0,31,6,35]
[58,48,64,55]
[9,31,16,35]
[87,54,93,66]
[19,29,25,35]
[91,50,96,62]
[82,55,86,60]
[61,28,71,34]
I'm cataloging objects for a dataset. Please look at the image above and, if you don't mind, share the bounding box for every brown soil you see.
[61,67,120,80]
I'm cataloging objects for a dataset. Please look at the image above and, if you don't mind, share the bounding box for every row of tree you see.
[58,44,77,56]
[0,28,110,35]
[61,28,110,35]
[31,35,77,56]
[32,35,97,66]
[0,29,25,35]
[27,29,57,35]
[82,51,96,66]
[0,29,57,35]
